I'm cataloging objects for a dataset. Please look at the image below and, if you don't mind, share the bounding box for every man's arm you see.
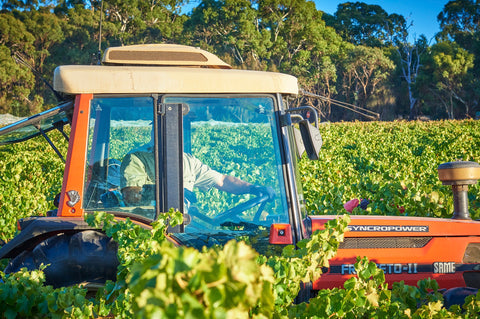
[185,153,275,200]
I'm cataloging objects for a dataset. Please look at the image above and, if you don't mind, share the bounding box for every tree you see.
[417,41,474,119]
[392,31,429,120]
[94,0,187,45]
[12,8,66,110]
[339,45,395,110]
[257,0,347,119]
[102,0,145,45]
[437,0,480,50]
[0,12,38,116]
[20,10,65,73]
[49,4,101,67]
[258,0,341,70]
[436,0,480,117]
[187,0,270,69]
[1,0,41,11]
[327,1,406,47]
[134,0,189,44]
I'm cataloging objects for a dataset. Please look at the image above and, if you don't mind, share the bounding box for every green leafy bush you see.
[0,131,66,242]
[1,211,480,318]
[88,212,480,318]
[0,267,94,318]
[85,211,349,318]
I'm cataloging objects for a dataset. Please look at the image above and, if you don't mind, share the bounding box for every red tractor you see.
[1,44,479,303]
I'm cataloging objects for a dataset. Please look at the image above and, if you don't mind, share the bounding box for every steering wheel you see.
[187,193,270,227]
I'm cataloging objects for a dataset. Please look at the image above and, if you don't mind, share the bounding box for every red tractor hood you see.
[307,215,480,238]
[306,215,480,290]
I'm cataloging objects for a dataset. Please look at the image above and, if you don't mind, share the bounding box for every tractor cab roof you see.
[53,44,298,95]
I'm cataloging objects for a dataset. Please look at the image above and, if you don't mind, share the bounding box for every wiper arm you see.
[53,120,69,142]
[220,221,265,230]
[35,124,66,163]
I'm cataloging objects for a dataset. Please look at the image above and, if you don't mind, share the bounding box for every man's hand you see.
[215,175,275,201]
[249,185,275,201]
[122,186,142,205]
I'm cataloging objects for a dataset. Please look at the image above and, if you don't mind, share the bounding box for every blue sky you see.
[183,0,450,42]
[313,0,449,41]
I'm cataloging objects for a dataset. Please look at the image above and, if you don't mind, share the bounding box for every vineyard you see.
[301,120,480,219]
[1,120,480,317]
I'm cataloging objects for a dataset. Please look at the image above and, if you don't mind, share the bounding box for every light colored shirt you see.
[120,144,223,192]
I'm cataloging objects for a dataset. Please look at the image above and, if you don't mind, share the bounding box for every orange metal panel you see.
[331,237,480,265]
[58,94,92,217]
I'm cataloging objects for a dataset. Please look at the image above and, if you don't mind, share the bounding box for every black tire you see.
[5,230,119,288]
[442,287,478,309]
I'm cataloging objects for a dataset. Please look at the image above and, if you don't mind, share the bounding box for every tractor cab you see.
[0,44,322,256]
[79,94,294,250]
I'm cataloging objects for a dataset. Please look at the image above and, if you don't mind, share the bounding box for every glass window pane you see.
[83,97,155,220]
[165,96,289,238]
[0,102,72,145]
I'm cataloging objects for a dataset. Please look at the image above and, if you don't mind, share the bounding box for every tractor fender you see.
[0,216,98,259]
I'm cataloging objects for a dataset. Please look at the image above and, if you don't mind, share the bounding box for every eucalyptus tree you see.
[1,0,42,11]
[416,41,474,119]
[0,13,37,116]
[257,0,347,119]
[0,1,67,115]
[187,0,271,69]
[436,0,480,116]
[339,45,394,111]
[437,0,480,51]
[91,0,188,45]
[391,32,429,120]
[49,3,102,66]
[327,1,406,47]
[134,0,189,44]
[258,0,326,69]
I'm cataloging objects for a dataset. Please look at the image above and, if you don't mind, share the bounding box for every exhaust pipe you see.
[438,161,480,220]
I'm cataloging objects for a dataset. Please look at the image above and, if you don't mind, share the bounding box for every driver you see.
[120,142,274,206]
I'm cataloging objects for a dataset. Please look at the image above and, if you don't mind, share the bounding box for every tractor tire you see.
[442,287,478,309]
[4,230,119,288]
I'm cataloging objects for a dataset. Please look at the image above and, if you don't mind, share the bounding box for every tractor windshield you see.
[82,95,289,250]
[164,96,289,249]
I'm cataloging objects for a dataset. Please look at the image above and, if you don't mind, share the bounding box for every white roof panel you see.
[53,65,299,95]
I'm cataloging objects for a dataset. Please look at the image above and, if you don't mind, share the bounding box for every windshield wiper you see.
[220,221,267,231]
[35,123,66,162]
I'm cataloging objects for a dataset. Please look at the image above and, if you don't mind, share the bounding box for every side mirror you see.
[298,119,322,160]
[283,106,322,160]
